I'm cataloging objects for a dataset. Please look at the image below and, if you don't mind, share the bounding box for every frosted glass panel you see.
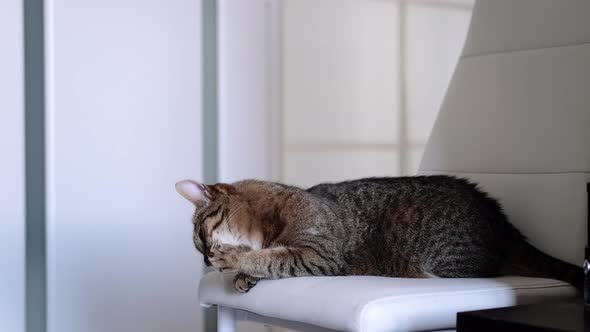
[407,146,426,176]
[284,150,399,188]
[283,0,400,143]
[47,1,203,331]
[218,0,278,182]
[0,1,24,331]
[407,5,472,143]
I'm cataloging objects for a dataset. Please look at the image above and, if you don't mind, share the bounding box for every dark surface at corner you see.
[457,301,590,332]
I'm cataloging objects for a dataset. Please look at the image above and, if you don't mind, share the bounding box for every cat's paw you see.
[233,273,259,293]
[209,244,251,273]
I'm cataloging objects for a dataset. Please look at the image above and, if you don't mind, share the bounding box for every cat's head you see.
[175,179,260,266]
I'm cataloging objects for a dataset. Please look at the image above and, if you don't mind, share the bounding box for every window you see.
[279,0,473,187]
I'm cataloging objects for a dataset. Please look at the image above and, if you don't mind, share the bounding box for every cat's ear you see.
[175,179,212,207]
[210,183,236,195]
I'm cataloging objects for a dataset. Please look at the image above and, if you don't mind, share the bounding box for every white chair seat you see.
[199,272,577,332]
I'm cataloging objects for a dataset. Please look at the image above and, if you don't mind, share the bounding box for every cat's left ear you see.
[175,179,212,207]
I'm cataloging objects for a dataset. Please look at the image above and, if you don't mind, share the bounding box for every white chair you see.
[198,0,590,331]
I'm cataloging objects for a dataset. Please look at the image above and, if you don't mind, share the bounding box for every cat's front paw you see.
[233,273,259,293]
[209,244,251,273]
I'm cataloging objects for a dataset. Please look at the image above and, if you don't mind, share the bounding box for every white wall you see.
[282,0,401,187]
[217,2,278,330]
[45,1,204,331]
[0,1,25,332]
[218,0,281,183]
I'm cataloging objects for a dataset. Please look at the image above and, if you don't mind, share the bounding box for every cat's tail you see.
[501,235,583,292]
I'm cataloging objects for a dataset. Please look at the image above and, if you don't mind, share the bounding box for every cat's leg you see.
[208,244,251,273]
[209,244,341,279]
[207,245,260,292]
[233,273,259,293]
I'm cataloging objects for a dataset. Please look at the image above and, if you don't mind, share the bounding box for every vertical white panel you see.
[0,1,25,332]
[406,5,472,143]
[218,0,279,183]
[282,0,400,144]
[281,0,400,186]
[46,0,204,331]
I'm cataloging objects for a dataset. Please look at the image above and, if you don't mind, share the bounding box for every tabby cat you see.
[176,176,581,293]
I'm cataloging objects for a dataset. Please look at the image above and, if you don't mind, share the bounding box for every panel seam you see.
[419,170,590,175]
[461,41,590,60]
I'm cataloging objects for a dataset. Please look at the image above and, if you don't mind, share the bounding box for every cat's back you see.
[307,175,484,205]
[307,176,512,277]
[307,175,507,234]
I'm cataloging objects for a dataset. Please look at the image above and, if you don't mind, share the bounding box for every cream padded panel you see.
[463,0,590,57]
[420,44,590,174]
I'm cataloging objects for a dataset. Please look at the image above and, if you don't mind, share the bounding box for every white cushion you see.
[462,0,590,57]
[199,272,576,332]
